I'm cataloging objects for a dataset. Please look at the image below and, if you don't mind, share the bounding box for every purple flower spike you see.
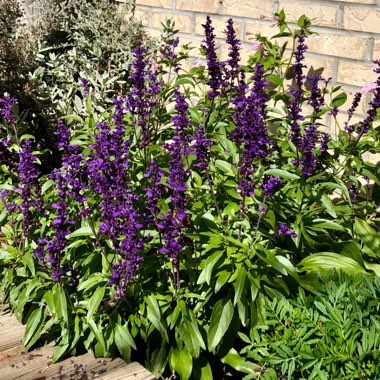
[224,18,241,85]
[278,224,297,238]
[193,125,213,171]
[287,30,308,148]
[18,139,43,235]
[125,43,161,147]
[0,94,17,122]
[232,63,275,199]
[202,16,224,98]
[263,176,282,198]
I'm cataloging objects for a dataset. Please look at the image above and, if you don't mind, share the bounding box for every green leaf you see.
[41,179,55,195]
[310,219,347,233]
[354,218,380,256]
[77,273,108,292]
[215,271,230,293]
[233,267,246,305]
[61,114,85,123]
[207,298,234,351]
[148,341,167,377]
[264,168,300,180]
[364,261,380,277]
[67,226,94,239]
[223,202,239,218]
[23,308,46,349]
[52,335,70,363]
[178,310,205,358]
[320,195,337,218]
[197,250,224,285]
[215,159,235,176]
[266,73,283,87]
[115,323,136,362]
[53,285,68,324]
[332,92,347,107]
[146,295,168,341]
[87,318,107,353]
[169,347,192,380]
[298,253,367,274]
[222,348,257,374]
[87,286,105,319]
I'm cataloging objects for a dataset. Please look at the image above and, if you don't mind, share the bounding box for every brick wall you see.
[130,0,380,132]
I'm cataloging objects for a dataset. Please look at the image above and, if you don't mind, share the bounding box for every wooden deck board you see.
[0,310,156,379]
[0,312,26,352]
[99,362,155,380]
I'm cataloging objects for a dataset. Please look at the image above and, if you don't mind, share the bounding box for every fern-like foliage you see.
[236,276,380,379]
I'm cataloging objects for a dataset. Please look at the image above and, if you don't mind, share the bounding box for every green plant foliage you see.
[0,10,380,379]
[234,275,380,379]
[0,0,157,172]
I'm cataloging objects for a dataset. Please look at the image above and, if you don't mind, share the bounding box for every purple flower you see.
[0,94,17,122]
[55,121,87,203]
[298,124,319,176]
[161,37,181,73]
[34,168,75,283]
[202,16,224,98]
[80,78,91,96]
[18,139,43,235]
[287,30,308,148]
[172,87,192,153]
[263,176,282,198]
[125,44,161,147]
[232,64,274,198]
[158,89,190,260]
[345,92,362,134]
[278,224,297,238]
[86,119,145,300]
[193,125,213,171]
[223,18,241,86]
[144,160,165,219]
[355,61,380,136]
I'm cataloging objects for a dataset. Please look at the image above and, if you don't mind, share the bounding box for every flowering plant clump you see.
[1,11,380,379]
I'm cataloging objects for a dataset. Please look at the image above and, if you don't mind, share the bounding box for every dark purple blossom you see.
[202,16,224,98]
[144,160,165,219]
[298,124,319,176]
[125,44,161,147]
[345,92,362,134]
[55,121,87,203]
[34,168,75,283]
[287,30,308,148]
[86,120,144,300]
[224,18,241,86]
[193,125,213,171]
[263,176,282,198]
[348,183,359,204]
[278,224,297,238]
[232,63,274,198]
[17,139,43,235]
[158,90,190,260]
[0,94,17,122]
[355,61,380,136]
[161,37,181,73]
[80,78,91,96]
[172,87,192,153]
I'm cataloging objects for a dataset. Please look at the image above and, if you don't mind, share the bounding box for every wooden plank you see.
[0,345,55,371]
[98,362,156,380]
[0,350,129,380]
[0,312,25,351]
[39,354,128,380]
[0,307,155,380]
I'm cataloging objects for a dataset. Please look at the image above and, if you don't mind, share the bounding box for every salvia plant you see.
[0,11,380,379]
